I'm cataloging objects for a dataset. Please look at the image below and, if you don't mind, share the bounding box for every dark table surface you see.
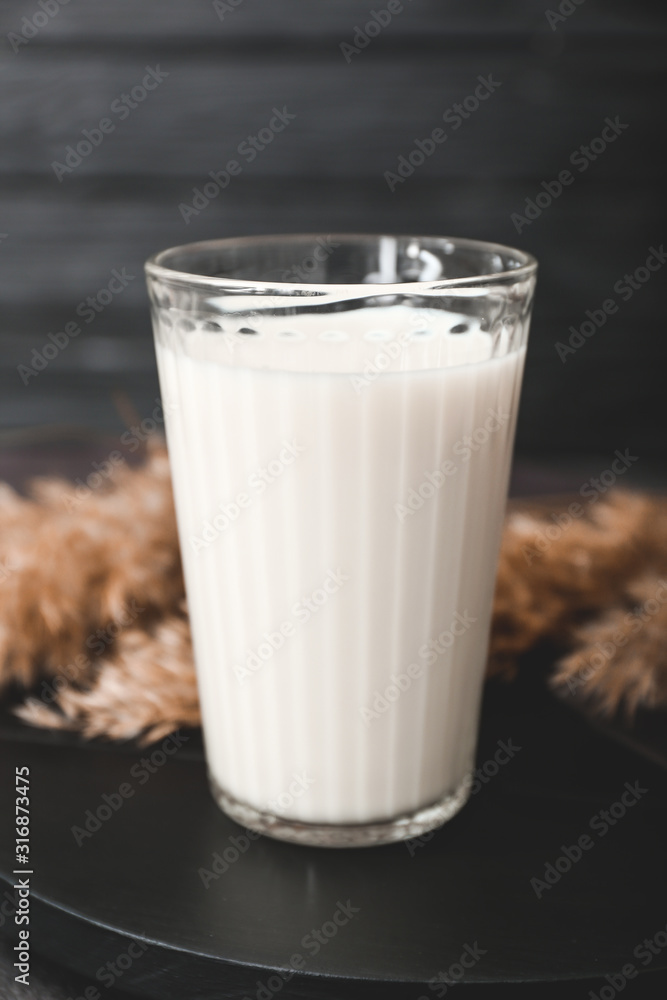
[1,651,667,1000]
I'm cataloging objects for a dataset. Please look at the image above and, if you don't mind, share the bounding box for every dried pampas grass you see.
[2,438,666,744]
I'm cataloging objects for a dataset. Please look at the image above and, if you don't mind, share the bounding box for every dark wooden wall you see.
[0,0,665,463]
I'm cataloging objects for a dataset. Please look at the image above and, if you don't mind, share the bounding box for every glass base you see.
[208,772,473,848]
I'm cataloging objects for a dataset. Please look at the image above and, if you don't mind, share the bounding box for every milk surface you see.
[155,306,525,824]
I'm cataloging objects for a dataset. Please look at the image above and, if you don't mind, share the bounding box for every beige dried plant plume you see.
[1,438,666,744]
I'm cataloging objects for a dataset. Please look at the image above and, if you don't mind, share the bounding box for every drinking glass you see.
[145,234,537,847]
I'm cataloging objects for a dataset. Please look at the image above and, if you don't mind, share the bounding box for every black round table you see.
[1,652,667,999]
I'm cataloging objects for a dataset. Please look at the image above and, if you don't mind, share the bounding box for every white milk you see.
[155,306,525,826]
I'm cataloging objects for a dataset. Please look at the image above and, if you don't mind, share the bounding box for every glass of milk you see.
[145,234,537,847]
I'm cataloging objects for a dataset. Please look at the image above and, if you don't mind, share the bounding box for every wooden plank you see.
[0,50,663,179]
[1,0,662,45]
[2,308,662,382]
[0,359,662,464]
[0,369,162,435]
[517,358,662,459]
[0,179,661,324]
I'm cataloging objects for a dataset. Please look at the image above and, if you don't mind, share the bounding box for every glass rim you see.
[144,233,538,295]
